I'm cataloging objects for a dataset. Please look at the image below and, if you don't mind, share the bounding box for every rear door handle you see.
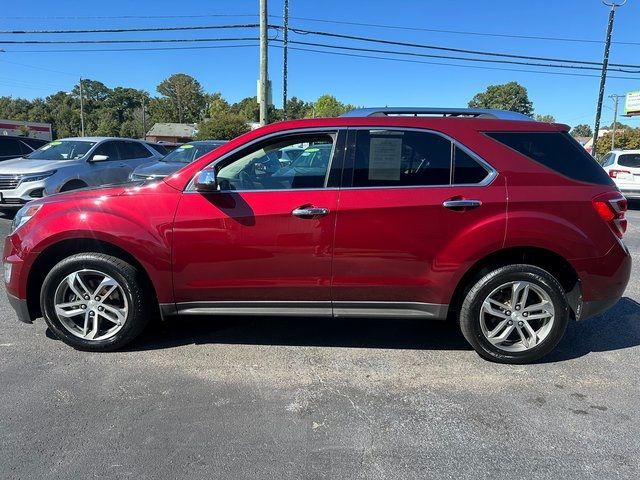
[292,207,330,218]
[442,199,482,210]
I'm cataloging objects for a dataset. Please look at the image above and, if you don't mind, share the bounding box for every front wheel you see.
[40,253,151,351]
[459,264,569,364]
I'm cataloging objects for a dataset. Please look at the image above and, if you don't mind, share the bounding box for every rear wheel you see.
[459,264,569,364]
[40,253,151,351]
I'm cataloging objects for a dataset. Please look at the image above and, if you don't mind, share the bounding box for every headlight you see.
[21,170,56,183]
[10,204,42,234]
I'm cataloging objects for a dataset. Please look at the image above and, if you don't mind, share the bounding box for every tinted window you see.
[20,138,48,150]
[487,132,613,185]
[352,130,451,187]
[93,141,120,161]
[0,139,24,157]
[618,153,640,168]
[600,153,614,167]
[454,146,489,184]
[120,141,152,160]
[216,134,334,191]
[146,143,168,155]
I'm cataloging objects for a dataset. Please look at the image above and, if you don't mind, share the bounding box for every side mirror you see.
[91,154,109,162]
[194,170,218,192]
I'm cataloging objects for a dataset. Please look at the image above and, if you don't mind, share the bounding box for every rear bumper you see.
[7,292,32,324]
[573,238,631,320]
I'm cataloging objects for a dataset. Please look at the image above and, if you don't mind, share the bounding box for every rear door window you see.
[0,139,23,158]
[486,131,613,185]
[120,141,153,160]
[618,153,640,169]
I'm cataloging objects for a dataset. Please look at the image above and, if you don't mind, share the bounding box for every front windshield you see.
[27,140,96,161]
[161,143,221,163]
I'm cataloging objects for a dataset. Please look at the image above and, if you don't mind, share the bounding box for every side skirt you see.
[162,301,449,320]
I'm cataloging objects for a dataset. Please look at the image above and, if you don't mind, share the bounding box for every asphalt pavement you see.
[1,205,639,479]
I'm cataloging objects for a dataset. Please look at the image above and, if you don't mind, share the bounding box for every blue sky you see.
[1,0,639,127]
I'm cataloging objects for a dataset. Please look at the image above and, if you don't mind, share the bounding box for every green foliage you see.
[596,128,640,156]
[284,97,313,119]
[313,94,354,118]
[570,124,592,138]
[156,74,206,123]
[534,114,555,123]
[468,81,534,116]
[196,113,251,141]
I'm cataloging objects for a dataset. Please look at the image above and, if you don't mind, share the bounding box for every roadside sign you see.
[624,91,640,116]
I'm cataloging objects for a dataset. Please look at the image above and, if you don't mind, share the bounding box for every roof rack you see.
[340,107,533,121]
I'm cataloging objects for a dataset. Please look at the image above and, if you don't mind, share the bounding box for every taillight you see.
[592,192,627,238]
[609,169,631,179]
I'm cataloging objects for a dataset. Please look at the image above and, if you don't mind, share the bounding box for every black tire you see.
[40,253,151,351]
[459,264,569,364]
[59,180,88,192]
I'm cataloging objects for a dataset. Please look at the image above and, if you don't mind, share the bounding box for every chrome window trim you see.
[185,127,344,192]
[344,126,497,189]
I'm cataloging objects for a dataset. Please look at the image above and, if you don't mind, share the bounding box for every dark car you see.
[0,136,48,162]
[130,140,226,182]
[4,108,631,363]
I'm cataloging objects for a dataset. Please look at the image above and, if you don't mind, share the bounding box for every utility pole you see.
[609,93,624,150]
[79,77,85,137]
[592,0,626,158]
[282,0,289,119]
[259,0,269,126]
[141,96,147,140]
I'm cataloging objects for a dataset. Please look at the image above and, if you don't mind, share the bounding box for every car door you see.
[331,128,507,318]
[171,129,346,314]
[86,140,123,186]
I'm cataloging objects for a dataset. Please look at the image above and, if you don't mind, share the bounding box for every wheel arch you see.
[448,246,581,321]
[26,238,159,320]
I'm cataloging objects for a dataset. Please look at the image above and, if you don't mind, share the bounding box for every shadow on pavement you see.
[627,199,640,211]
[127,314,472,352]
[544,296,640,362]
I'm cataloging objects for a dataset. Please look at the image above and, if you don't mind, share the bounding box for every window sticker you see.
[179,145,194,149]
[368,137,403,181]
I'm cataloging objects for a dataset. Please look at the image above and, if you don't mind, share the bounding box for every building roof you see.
[146,123,197,138]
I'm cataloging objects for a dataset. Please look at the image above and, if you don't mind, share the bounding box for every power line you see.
[282,15,640,47]
[0,13,257,20]
[0,36,259,45]
[0,24,259,35]
[282,39,640,74]
[282,26,640,69]
[2,43,258,54]
[273,44,640,81]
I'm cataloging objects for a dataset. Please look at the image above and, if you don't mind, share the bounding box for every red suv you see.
[3,108,631,363]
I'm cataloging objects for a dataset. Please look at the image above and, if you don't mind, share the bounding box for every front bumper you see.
[7,292,32,323]
[0,179,46,209]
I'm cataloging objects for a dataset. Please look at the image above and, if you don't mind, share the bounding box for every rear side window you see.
[0,139,23,157]
[351,130,452,187]
[147,143,168,155]
[120,141,153,160]
[486,132,613,185]
[618,153,640,168]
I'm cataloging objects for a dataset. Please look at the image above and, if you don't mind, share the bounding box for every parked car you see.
[130,140,226,182]
[0,137,163,209]
[600,149,640,199]
[3,108,631,363]
[0,135,48,162]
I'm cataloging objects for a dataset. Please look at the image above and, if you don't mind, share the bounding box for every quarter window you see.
[216,134,335,191]
[453,146,490,184]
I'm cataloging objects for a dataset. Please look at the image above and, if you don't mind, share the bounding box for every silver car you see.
[0,137,162,209]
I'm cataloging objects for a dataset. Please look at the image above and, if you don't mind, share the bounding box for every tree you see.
[313,94,351,117]
[156,74,206,123]
[285,97,313,119]
[606,121,630,130]
[534,114,555,123]
[570,124,592,137]
[196,113,251,140]
[229,96,282,123]
[596,128,640,156]
[468,81,534,116]
[206,92,230,118]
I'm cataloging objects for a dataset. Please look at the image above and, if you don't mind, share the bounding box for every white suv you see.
[601,150,640,200]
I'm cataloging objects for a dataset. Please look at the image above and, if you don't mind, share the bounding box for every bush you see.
[197,113,251,141]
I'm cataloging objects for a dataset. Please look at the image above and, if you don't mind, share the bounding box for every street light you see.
[591,0,626,158]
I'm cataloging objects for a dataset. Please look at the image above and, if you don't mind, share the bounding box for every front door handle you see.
[442,199,482,210]
[292,206,330,218]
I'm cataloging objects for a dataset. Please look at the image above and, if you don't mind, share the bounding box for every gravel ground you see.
[1,206,639,480]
